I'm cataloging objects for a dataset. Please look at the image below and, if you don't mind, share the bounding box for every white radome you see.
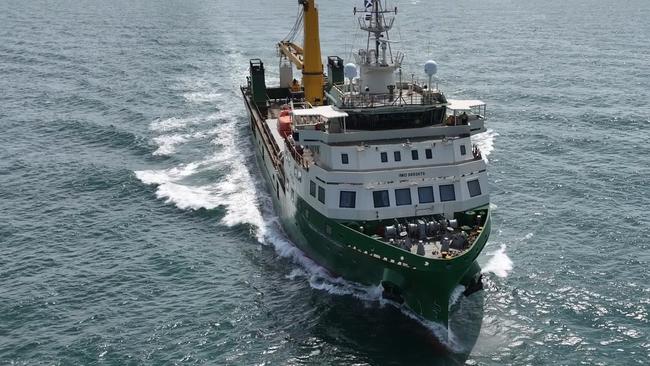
[424,60,438,76]
[344,63,358,79]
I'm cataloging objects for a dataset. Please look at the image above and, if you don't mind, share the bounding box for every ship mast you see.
[360,0,395,66]
[354,0,402,94]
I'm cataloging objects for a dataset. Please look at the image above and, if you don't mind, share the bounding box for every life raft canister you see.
[278,109,292,138]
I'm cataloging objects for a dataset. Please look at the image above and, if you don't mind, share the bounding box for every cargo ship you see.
[241,0,490,327]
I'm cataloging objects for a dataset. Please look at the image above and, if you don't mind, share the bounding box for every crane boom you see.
[278,41,304,69]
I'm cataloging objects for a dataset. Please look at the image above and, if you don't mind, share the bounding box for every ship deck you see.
[345,209,487,260]
[265,118,284,148]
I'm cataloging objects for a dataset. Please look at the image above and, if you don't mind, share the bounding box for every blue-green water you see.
[1,0,648,364]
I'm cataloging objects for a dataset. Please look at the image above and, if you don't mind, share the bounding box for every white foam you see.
[449,285,466,307]
[250,195,387,302]
[398,305,466,352]
[524,232,534,240]
[255,216,330,277]
[149,112,228,133]
[481,243,513,278]
[135,149,264,228]
[151,128,222,156]
[154,182,222,210]
[184,91,223,103]
[307,275,384,302]
[473,128,498,163]
[139,70,263,230]
[150,116,199,132]
[216,169,264,228]
[151,134,188,156]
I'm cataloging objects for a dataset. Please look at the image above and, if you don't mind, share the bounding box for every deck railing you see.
[285,138,309,170]
[328,84,446,109]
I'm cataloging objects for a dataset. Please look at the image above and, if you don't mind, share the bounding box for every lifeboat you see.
[278,109,292,138]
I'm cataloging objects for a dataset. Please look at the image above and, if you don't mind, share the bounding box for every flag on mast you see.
[364,0,373,9]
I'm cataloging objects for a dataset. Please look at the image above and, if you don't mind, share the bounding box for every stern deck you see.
[343,207,488,261]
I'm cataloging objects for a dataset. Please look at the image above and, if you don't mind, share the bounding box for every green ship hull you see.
[286,197,490,324]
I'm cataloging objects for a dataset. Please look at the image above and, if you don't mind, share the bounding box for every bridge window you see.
[380,152,388,163]
[425,148,433,159]
[394,151,401,162]
[467,179,482,197]
[395,188,412,206]
[460,145,467,156]
[439,184,456,202]
[411,150,419,160]
[318,186,326,204]
[373,190,390,208]
[309,180,316,197]
[341,153,349,165]
[418,186,434,203]
[339,191,356,208]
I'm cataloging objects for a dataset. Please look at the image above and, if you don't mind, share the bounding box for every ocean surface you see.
[1,0,648,364]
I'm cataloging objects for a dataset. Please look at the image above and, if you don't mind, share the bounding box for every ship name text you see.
[398,171,426,178]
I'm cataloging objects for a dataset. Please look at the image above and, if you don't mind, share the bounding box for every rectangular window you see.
[439,184,456,202]
[380,152,388,163]
[425,148,433,159]
[460,145,467,156]
[394,151,401,162]
[341,153,349,164]
[395,188,412,206]
[467,179,482,197]
[318,186,326,204]
[411,150,419,160]
[310,181,316,197]
[373,190,390,208]
[418,186,434,203]
[339,191,356,208]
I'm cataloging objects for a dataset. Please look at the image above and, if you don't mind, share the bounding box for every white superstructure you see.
[273,102,489,222]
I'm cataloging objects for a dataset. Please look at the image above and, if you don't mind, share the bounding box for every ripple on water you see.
[1,0,650,364]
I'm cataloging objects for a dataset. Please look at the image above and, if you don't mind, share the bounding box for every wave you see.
[151,128,221,156]
[151,134,188,156]
[183,91,223,104]
[149,112,227,133]
[481,243,513,278]
[473,128,498,163]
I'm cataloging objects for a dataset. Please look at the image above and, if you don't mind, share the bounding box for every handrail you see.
[253,106,287,184]
[329,84,445,108]
[285,138,309,170]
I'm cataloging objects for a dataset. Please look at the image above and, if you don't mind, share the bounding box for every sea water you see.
[1,0,648,364]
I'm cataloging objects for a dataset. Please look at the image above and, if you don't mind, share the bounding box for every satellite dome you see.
[424,60,438,76]
[344,63,358,79]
